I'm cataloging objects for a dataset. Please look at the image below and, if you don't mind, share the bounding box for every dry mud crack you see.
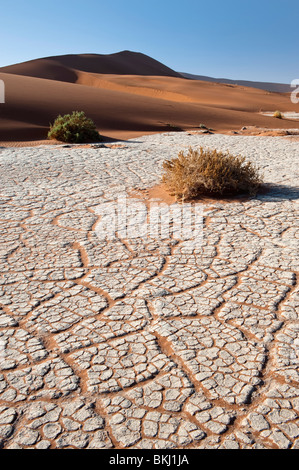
[0,132,298,449]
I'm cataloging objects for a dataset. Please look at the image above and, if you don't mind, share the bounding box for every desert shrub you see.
[273,110,283,119]
[165,123,183,132]
[48,111,101,143]
[162,147,262,200]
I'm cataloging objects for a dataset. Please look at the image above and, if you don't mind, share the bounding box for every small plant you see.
[165,123,183,132]
[48,111,101,143]
[162,147,262,200]
[273,110,283,119]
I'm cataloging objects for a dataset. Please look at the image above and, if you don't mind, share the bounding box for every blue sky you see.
[0,0,298,83]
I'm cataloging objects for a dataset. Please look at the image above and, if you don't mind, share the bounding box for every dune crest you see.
[0,51,183,82]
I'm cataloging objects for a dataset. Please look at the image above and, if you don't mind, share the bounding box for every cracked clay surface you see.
[0,132,298,449]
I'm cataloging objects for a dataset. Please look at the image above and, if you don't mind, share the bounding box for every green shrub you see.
[162,147,262,200]
[273,110,283,119]
[48,111,101,143]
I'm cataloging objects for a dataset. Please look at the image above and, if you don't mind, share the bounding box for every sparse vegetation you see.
[165,123,183,132]
[48,111,101,143]
[162,147,262,200]
[273,110,283,119]
[199,124,214,132]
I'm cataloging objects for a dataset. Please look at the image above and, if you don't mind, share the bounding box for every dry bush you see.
[162,147,262,200]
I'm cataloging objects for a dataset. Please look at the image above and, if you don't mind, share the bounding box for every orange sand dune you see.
[0,52,298,143]
[0,51,183,81]
[75,71,298,112]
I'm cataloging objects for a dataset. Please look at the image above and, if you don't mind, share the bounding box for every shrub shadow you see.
[256,183,299,201]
